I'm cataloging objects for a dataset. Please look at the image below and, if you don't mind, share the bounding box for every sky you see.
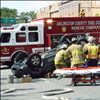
[1,1,58,14]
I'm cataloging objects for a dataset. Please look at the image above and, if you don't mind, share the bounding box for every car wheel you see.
[10,52,21,67]
[26,53,47,78]
[60,34,70,45]
[77,39,88,47]
[14,52,28,63]
[26,53,41,68]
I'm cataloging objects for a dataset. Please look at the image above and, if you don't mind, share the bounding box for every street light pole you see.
[91,0,92,16]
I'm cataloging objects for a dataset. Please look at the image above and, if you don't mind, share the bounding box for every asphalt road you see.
[1,65,100,100]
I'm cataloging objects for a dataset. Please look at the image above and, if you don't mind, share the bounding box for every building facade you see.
[37,5,51,19]
[36,0,100,19]
[80,0,100,17]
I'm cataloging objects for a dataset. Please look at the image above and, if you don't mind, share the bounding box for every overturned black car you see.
[11,34,89,78]
[11,43,71,78]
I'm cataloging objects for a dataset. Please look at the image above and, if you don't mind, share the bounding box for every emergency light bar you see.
[3,27,14,30]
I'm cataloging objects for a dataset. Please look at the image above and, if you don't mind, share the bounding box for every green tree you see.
[18,11,36,23]
[28,11,36,21]
[0,7,37,23]
[17,12,29,23]
[1,7,18,18]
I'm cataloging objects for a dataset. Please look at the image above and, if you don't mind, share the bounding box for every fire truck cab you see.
[0,23,45,66]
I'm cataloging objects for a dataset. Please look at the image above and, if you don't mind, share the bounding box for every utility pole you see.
[91,0,92,16]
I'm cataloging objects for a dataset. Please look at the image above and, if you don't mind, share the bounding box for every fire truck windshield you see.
[11,25,19,29]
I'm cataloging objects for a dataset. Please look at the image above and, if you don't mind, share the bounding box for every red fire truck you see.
[0,17,100,67]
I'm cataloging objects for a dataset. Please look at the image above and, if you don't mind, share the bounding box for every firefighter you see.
[84,39,99,67]
[51,44,68,78]
[83,36,96,66]
[54,44,68,69]
[64,37,85,68]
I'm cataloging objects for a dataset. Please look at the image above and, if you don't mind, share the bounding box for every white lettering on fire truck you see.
[57,20,100,26]
[71,26,85,30]
[86,26,100,29]
[96,21,100,25]
[75,21,87,25]
[88,21,95,25]
[57,21,74,26]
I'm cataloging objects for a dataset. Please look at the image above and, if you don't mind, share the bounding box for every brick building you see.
[36,0,100,19]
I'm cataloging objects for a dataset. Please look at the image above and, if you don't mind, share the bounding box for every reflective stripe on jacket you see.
[54,50,66,65]
[88,46,99,59]
[64,44,85,66]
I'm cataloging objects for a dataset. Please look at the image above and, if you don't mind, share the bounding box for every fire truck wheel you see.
[60,34,70,45]
[26,53,41,68]
[14,52,28,63]
[77,39,88,47]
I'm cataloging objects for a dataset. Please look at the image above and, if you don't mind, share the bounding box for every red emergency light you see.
[48,23,52,26]
[3,28,7,30]
[3,27,14,30]
[10,27,14,29]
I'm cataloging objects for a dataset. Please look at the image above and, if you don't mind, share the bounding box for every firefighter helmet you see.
[60,44,67,49]
[88,36,95,42]
[71,37,77,43]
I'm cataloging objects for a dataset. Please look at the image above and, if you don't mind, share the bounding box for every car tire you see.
[26,53,41,68]
[60,34,70,45]
[77,39,88,47]
[10,52,21,67]
[14,52,28,63]
[26,53,47,78]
